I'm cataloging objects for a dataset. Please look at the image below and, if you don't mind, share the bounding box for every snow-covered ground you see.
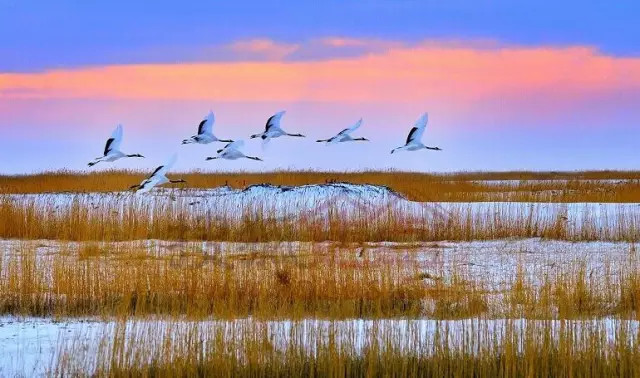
[0,317,104,377]
[1,238,636,290]
[2,183,640,375]
[4,183,401,213]
[1,316,638,377]
[4,183,640,236]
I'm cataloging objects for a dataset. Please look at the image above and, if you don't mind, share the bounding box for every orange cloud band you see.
[2,42,640,104]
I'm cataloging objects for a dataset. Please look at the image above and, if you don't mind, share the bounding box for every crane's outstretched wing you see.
[146,154,177,181]
[223,140,244,150]
[405,113,428,144]
[197,111,215,135]
[265,111,286,131]
[336,118,363,137]
[104,124,123,156]
[217,140,245,153]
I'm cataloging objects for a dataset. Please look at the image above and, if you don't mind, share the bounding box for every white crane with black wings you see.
[206,140,262,162]
[88,124,144,167]
[316,118,369,144]
[182,111,233,145]
[131,154,186,193]
[391,113,442,154]
[250,111,305,142]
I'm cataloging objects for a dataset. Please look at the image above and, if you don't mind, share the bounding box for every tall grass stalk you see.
[53,318,640,377]
[1,196,639,242]
[3,242,640,319]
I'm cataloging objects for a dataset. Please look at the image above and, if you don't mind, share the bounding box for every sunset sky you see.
[1,1,639,173]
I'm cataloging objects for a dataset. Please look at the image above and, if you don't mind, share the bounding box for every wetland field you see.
[2,170,640,376]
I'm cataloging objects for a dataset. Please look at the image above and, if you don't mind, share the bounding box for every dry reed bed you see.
[0,242,425,318]
[1,193,640,242]
[2,170,640,202]
[3,242,640,319]
[52,317,640,377]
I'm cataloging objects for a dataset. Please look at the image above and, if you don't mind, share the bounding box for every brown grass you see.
[0,242,426,318]
[3,241,640,320]
[6,240,640,376]
[2,169,640,202]
[0,195,638,242]
[53,318,640,377]
[77,242,106,260]
[5,170,640,375]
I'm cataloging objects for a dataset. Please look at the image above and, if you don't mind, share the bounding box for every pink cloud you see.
[320,37,370,48]
[1,40,640,110]
[227,38,300,60]
[319,37,403,51]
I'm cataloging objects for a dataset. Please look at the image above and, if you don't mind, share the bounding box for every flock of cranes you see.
[88,111,441,193]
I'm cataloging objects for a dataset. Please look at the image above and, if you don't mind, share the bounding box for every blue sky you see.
[2,1,639,71]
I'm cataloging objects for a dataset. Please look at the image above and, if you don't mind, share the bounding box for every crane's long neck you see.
[88,157,103,167]
[391,145,408,154]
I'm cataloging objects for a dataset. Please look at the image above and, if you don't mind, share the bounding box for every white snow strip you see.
[1,316,637,376]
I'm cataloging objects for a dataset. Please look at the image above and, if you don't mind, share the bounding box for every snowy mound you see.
[242,182,400,199]
[4,183,426,219]
[4,183,640,233]
[175,182,402,205]
[146,182,414,217]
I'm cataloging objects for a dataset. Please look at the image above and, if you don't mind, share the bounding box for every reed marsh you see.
[1,186,640,243]
[4,237,640,376]
[3,317,637,377]
[1,239,640,320]
[2,169,640,202]
[2,171,640,376]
